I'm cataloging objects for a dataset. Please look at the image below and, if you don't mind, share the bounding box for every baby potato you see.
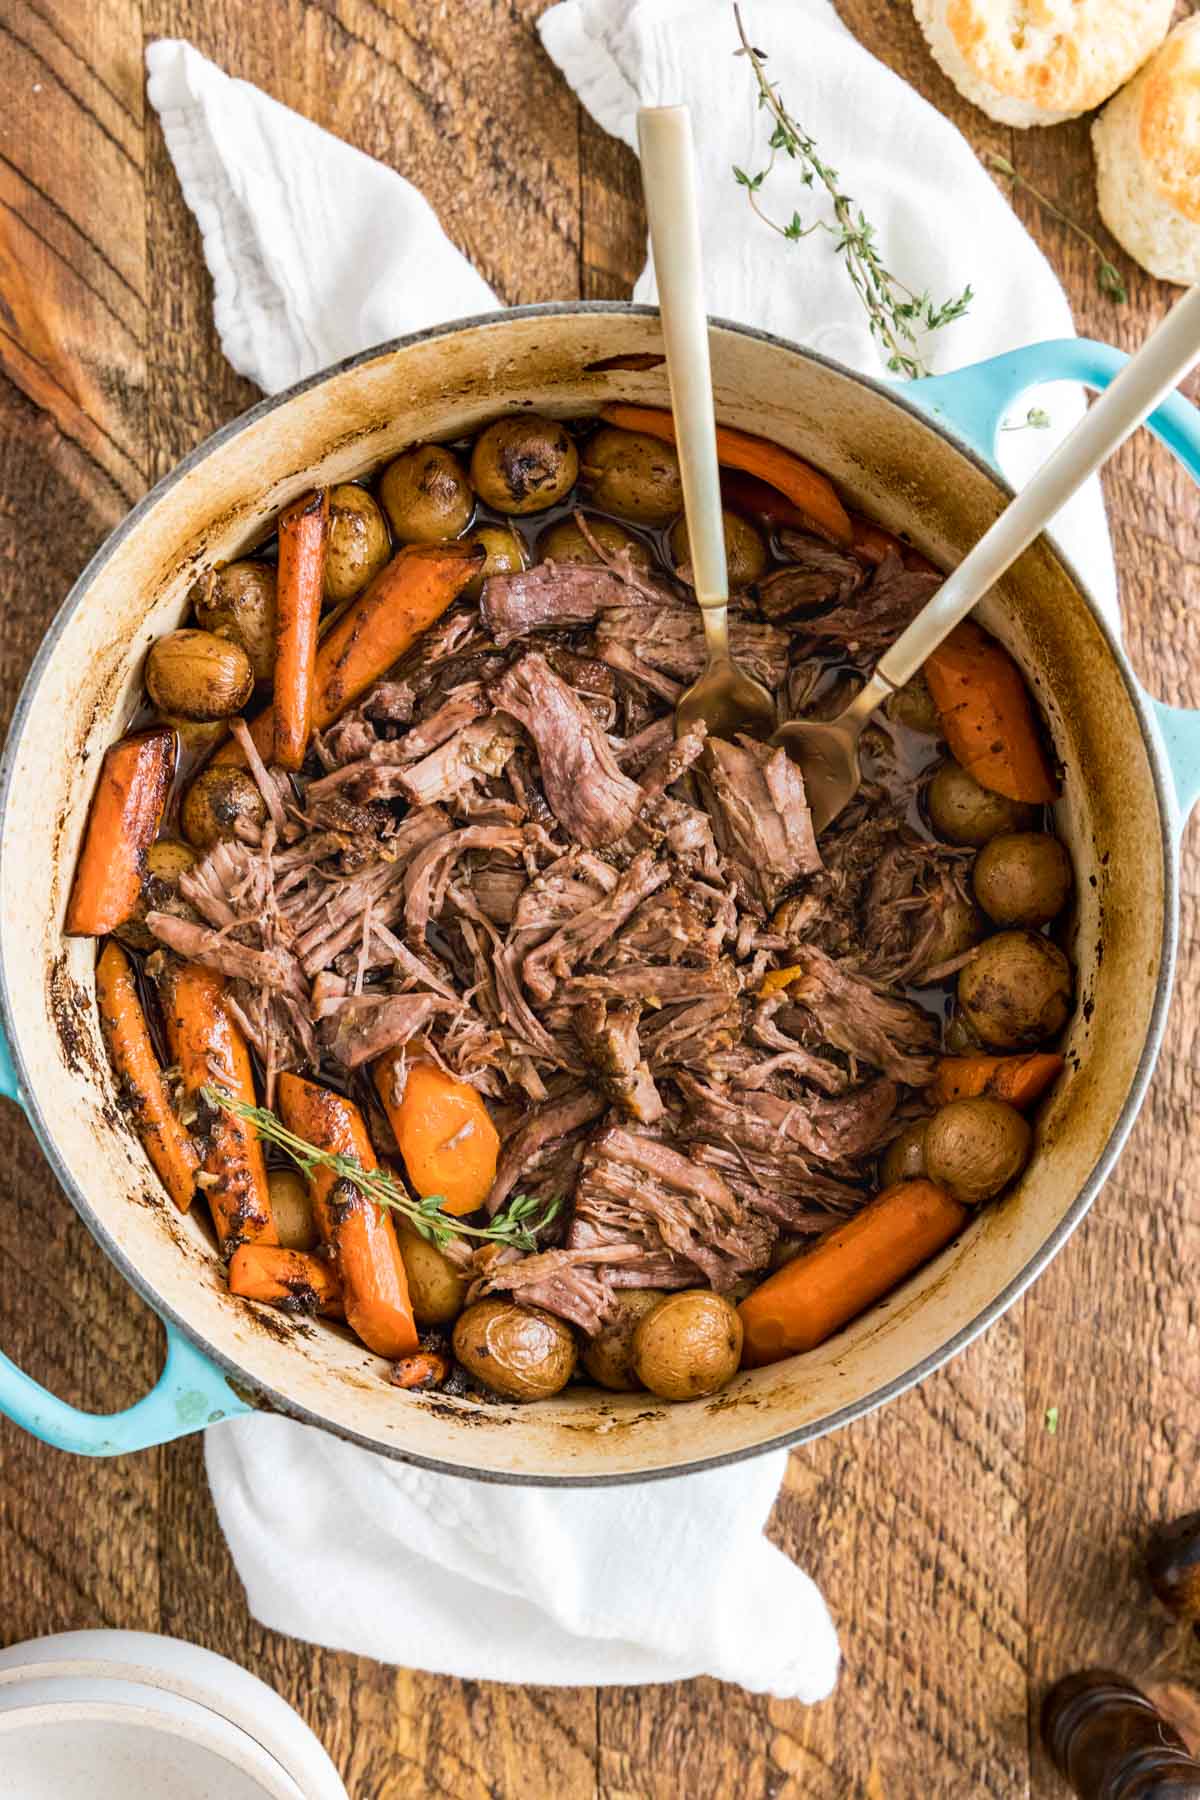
[885,670,941,736]
[957,929,1073,1050]
[194,561,277,684]
[453,1299,576,1402]
[579,426,683,525]
[115,838,198,953]
[396,1222,468,1326]
[973,831,1073,928]
[145,629,255,723]
[325,484,391,603]
[538,514,653,571]
[631,1290,743,1402]
[581,1289,664,1392]
[181,765,267,850]
[668,509,767,589]
[927,759,1037,847]
[269,1168,318,1252]
[470,415,579,515]
[157,714,229,760]
[880,1119,929,1188]
[380,444,474,543]
[909,894,986,983]
[461,523,527,602]
[924,1096,1032,1206]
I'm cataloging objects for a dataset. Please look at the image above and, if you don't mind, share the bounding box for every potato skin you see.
[924,1096,1031,1205]
[269,1168,318,1251]
[579,426,683,525]
[453,1298,576,1401]
[380,444,474,543]
[538,514,652,571]
[194,562,277,684]
[325,484,391,603]
[114,838,198,953]
[145,629,255,722]
[181,765,267,850]
[927,760,1037,847]
[885,670,941,735]
[973,831,1073,928]
[581,1289,664,1392]
[669,509,767,589]
[958,929,1073,1049]
[631,1290,743,1401]
[461,523,526,601]
[880,1119,929,1187]
[397,1223,468,1326]
[470,415,579,516]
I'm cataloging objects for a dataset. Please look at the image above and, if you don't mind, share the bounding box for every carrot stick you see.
[720,469,812,532]
[95,940,199,1213]
[373,1056,499,1218]
[65,726,176,936]
[272,488,329,770]
[277,1073,419,1358]
[600,402,853,546]
[739,1179,967,1367]
[228,1244,344,1317]
[214,540,483,767]
[159,961,276,1251]
[389,1351,450,1390]
[923,620,1058,804]
[930,1052,1064,1111]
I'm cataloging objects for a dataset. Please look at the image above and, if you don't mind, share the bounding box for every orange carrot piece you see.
[373,1056,500,1218]
[600,402,853,546]
[930,1052,1064,1111]
[277,1073,419,1358]
[720,469,812,532]
[159,961,276,1251]
[739,1179,967,1367]
[65,726,176,936]
[95,940,199,1213]
[389,1351,450,1390]
[214,540,483,767]
[924,620,1058,804]
[272,488,329,770]
[228,1244,344,1317]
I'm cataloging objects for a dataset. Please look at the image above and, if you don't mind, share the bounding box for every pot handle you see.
[0,1028,254,1455]
[909,340,1200,826]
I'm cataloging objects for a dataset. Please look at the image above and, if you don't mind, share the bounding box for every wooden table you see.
[1,3,1198,1793]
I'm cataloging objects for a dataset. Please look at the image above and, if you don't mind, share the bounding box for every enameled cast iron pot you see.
[2,305,1198,1484]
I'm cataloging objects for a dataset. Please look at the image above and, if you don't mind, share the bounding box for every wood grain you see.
[1,0,1199,1795]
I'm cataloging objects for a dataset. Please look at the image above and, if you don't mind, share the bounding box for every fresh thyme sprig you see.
[1001,406,1052,433]
[986,155,1128,304]
[201,1085,563,1252]
[732,5,973,379]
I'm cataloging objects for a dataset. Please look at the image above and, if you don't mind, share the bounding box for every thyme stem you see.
[986,156,1128,304]
[732,5,973,379]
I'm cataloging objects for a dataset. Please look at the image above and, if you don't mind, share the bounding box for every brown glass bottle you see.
[1042,1670,1200,1799]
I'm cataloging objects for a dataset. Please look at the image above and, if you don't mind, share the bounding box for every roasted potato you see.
[194,561,277,684]
[324,484,391,603]
[268,1169,318,1252]
[380,444,474,543]
[581,1289,664,1392]
[452,1298,577,1401]
[396,1222,468,1326]
[880,1119,929,1187]
[461,523,527,602]
[957,929,1073,1050]
[927,759,1037,847]
[631,1290,743,1401]
[910,894,985,981]
[885,670,941,736]
[924,1096,1032,1205]
[668,509,767,589]
[538,514,652,571]
[943,1011,982,1054]
[469,415,579,516]
[579,426,683,525]
[973,831,1073,928]
[181,765,267,850]
[114,838,198,953]
[145,629,255,723]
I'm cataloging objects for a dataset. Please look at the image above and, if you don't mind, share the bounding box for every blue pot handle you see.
[0,1045,253,1455]
[909,339,1200,831]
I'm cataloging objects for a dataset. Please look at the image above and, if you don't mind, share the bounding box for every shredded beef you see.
[770,945,939,1085]
[574,998,663,1124]
[699,735,821,907]
[778,547,940,655]
[494,651,642,849]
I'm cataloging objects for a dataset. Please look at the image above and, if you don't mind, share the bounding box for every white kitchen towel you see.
[147,0,1115,1698]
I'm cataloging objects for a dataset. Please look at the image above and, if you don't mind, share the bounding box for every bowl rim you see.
[0,300,1178,1484]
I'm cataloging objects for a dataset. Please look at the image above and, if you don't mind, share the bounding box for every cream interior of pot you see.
[0,310,1167,1480]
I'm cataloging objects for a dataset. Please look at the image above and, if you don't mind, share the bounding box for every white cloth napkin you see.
[146,0,1115,1698]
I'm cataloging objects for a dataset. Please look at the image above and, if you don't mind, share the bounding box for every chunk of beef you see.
[574,998,663,1124]
[595,607,790,692]
[404,824,528,943]
[318,993,450,1067]
[493,652,643,850]
[482,562,658,645]
[398,684,488,760]
[486,1087,608,1215]
[391,716,522,808]
[470,1242,667,1335]
[699,735,821,908]
[773,944,939,1085]
[756,534,865,621]
[560,959,740,1008]
[782,549,940,655]
[678,1070,898,1164]
[688,1140,867,1232]
[638,719,708,799]
[145,912,303,996]
[613,884,721,966]
[520,849,670,1004]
